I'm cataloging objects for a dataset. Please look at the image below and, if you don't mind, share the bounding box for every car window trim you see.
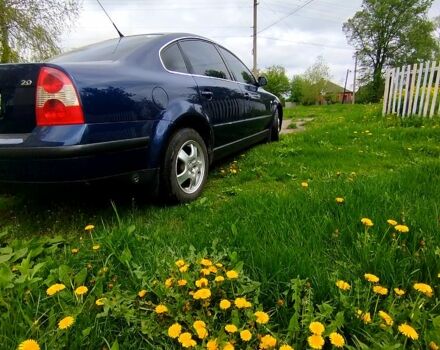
[161,42,190,74]
[158,36,258,86]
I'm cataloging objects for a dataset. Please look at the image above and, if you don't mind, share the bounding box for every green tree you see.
[290,75,306,103]
[343,0,439,102]
[301,56,331,105]
[262,65,290,99]
[0,0,81,63]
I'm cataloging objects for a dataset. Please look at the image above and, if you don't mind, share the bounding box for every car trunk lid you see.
[0,63,44,133]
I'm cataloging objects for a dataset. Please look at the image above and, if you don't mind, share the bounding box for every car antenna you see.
[96,0,124,38]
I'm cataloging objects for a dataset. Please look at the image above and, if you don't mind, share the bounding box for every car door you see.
[178,39,245,148]
[217,46,273,136]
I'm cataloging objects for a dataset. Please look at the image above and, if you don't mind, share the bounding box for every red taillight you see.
[36,67,84,126]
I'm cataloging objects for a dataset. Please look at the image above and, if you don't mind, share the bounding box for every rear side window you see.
[179,40,230,80]
[161,43,188,73]
[219,47,256,85]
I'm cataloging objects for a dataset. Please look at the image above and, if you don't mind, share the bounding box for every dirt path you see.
[280,117,314,135]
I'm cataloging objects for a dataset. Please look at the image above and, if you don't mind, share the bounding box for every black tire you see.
[161,128,209,203]
[269,108,281,142]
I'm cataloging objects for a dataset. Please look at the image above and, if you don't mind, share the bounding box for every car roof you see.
[50,33,211,64]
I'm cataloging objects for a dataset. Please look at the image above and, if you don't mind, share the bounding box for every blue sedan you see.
[0,33,282,202]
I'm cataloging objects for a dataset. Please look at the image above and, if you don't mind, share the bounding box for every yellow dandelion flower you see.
[335,280,351,291]
[335,197,345,204]
[175,259,186,267]
[92,244,100,251]
[398,323,419,340]
[71,248,79,254]
[329,332,345,348]
[178,332,197,348]
[95,298,106,306]
[259,334,277,349]
[429,341,439,350]
[378,310,394,326]
[195,327,208,339]
[307,335,325,350]
[178,279,187,287]
[240,329,252,342]
[201,268,211,276]
[395,224,409,233]
[207,339,218,350]
[193,288,211,300]
[373,285,388,296]
[226,270,239,279]
[219,299,231,310]
[254,311,270,324]
[387,219,398,226]
[362,312,371,324]
[168,323,182,338]
[361,218,374,227]
[215,262,223,268]
[18,339,40,350]
[195,278,209,288]
[179,264,189,272]
[301,182,309,188]
[394,288,405,296]
[138,289,147,298]
[200,258,212,266]
[165,278,174,288]
[46,283,66,296]
[413,283,433,297]
[84,224,95,231]
[74,285,88,296]
[234,297,252,309]
[155,304,168,314]
[58,316,74,330]
[364,273,379,283]
[193,320,206,329]
[214,276,225,283]
[279,345,294,350]
[225,324,238,333]
[309,322,325,335]
[223,342,234,350]
[208,265,218,273]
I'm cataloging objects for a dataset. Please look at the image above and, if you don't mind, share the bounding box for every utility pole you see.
[342,69,350,104]
[352,54,358,104]
[252,0,258,75]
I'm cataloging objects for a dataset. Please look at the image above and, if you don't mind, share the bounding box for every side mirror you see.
[257,76,267,87]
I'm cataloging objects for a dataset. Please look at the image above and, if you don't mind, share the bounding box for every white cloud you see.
[61,0,440,89]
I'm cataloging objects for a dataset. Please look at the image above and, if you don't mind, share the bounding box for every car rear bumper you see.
[0,137,159,184]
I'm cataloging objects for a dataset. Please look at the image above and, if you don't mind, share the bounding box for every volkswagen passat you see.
[0,33,282,202]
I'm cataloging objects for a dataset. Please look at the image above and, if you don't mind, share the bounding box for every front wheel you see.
[269,108,281,142]
[161,128,209,203]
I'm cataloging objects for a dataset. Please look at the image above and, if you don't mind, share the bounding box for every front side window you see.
[219,47,256,85]
[161,43,188,73]
[179,40,230,80]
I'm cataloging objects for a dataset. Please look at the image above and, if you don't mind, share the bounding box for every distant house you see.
[321,81,353,104]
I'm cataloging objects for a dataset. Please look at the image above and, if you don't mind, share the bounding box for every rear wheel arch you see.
[164,114,214,163]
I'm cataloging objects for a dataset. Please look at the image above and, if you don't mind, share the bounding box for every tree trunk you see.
[371,65,385,103]
[0,0,11,63]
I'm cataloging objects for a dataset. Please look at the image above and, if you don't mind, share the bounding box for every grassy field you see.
[2,104,440,349]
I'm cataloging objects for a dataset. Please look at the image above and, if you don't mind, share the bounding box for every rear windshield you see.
[50,35,161,63]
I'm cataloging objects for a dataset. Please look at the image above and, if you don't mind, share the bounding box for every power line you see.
[257,0,317,34]
[259,36,351,50]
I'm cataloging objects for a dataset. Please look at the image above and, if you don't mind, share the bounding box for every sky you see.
[61,0,440,90]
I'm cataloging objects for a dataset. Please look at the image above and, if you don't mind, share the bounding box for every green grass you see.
[1,104,440,348]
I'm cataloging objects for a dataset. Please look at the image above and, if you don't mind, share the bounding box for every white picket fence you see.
[382,61,440,117]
